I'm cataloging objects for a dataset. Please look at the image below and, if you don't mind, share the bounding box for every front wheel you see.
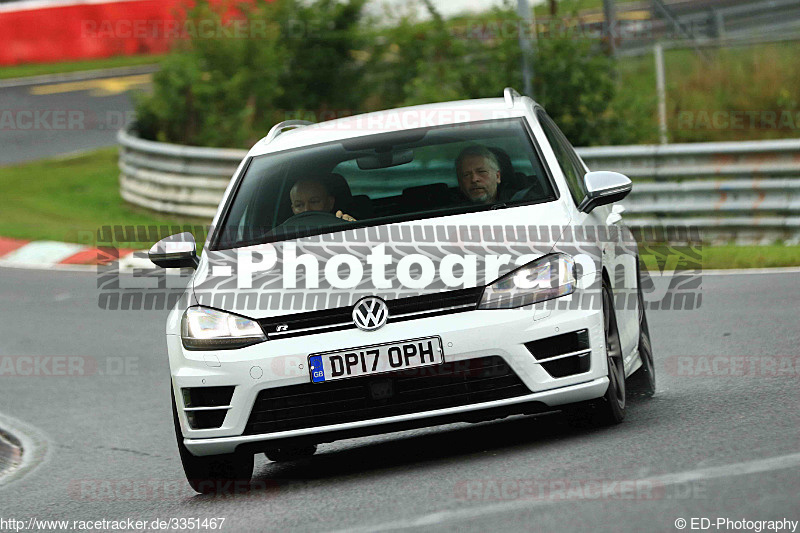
[172,390,253,494]
[592,281,626,425]
[628,261,657,397]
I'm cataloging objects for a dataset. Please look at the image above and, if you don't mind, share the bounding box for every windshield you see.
[213,118,555,250]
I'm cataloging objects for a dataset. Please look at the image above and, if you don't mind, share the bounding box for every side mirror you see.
[148,232,199,269]
[578,171,632,213]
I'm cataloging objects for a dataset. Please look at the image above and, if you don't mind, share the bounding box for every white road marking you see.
[0,261,96,273]
[337,452,800,532]
[650,267,800,276]
[698,267,800,276]
[0,249,148,273]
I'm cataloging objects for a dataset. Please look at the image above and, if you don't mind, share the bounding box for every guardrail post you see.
[710,8,726,40]
[654,42,668,145]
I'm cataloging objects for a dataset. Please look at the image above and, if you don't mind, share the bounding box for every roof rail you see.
[503,87,521,108]
[263,120,314,144]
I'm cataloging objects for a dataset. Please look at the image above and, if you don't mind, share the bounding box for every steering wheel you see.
[278,210,344,228]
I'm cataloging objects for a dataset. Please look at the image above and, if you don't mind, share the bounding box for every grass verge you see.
[634,244,800,272]
[0,147,204,249]
[698,244,800,270]
[615,41,800,144]
[0,54,166,81]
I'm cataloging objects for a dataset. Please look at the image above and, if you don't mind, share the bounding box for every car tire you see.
[264,445,318,462]
[591,280,627,425]
[172,390,254,494]
[627,261,657,397]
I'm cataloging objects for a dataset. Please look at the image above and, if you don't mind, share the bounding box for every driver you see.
[289,179,356,221]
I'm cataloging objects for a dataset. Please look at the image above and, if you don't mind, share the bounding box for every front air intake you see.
[181,386,235,430]
[182,386,234,408]
[525,330,591,378]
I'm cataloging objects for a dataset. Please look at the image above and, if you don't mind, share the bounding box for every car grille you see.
[244,356,530,435]
[258,287,483,339]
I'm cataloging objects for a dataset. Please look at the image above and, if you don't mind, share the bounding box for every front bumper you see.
[169,304,609,457]
[184,377,608,456]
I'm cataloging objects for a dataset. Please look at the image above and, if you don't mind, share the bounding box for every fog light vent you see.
[181,386,234,408]
[525,330,590,378]
[186,409,228,430]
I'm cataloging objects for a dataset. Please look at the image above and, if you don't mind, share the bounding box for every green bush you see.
[533,36,624,146]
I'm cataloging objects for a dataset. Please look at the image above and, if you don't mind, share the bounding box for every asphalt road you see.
[0,72,148,166]
[0,267,798,532]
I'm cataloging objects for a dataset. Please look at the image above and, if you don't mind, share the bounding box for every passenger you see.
[455,145,503,204]
[289,179,356,221]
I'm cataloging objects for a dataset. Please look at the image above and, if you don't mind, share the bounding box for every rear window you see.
[214,118,556,250]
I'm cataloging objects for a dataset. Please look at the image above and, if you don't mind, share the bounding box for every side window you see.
[537,111,586,206]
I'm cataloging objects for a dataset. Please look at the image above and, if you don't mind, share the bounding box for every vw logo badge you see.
[352,297,389,331]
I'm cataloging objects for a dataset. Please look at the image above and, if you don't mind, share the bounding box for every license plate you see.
[308,336,444,383]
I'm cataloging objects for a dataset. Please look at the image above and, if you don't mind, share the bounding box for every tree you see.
[532,36,620,146]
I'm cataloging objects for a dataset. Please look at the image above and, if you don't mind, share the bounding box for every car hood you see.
[192,202,571,319]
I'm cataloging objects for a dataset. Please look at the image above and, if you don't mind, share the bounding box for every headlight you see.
[181,306,266,350]
[479,254,576,309]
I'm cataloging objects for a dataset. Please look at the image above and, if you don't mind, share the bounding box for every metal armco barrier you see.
[578,139,800,243]
[118,129,245,219]
[118,130,800,244]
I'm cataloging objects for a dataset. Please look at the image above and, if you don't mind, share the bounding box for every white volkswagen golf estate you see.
[149,88,656,493]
